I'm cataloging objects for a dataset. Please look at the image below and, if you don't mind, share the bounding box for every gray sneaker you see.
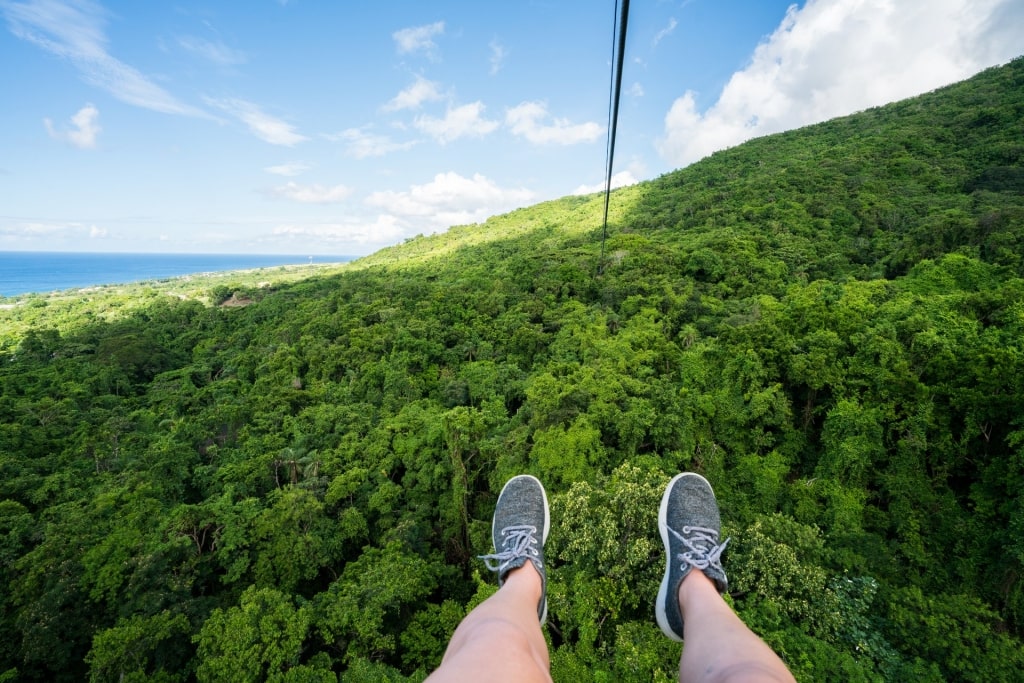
[655,472,730,642]
[479,474,550,624]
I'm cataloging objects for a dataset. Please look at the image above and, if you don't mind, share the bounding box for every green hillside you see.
[2,57,1023,681]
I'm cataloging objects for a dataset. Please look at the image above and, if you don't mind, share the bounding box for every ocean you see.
[0,252,354,298]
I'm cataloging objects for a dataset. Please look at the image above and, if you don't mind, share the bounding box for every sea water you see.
[0,252,353,297]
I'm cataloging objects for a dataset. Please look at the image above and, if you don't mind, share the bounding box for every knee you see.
[704,661,795,683]
[453,614,542,653]
[448,615,549,672]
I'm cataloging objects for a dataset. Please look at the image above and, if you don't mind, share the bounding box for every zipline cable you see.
[598,0,630,275]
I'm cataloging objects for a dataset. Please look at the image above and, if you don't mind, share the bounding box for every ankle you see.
[503,560,543,603]
[506,558,541,586]
[677,568,717,613]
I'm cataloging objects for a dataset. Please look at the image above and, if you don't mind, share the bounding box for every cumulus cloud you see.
[366,171,534,228]
[414,102,499,144]
[177,35,246,66]
[44,103,100,148]
[393,20,444,58]
[383,75,443,112]
[572,171,640,196]
[267,181,352,204]
[206,97,308,146]
[264,162,310,177]
[2,0,206,116]
[331,127,417,159]
[505,102,603,145]
[658,0,1024,168]
[268,173,536,250]
[271,215,405,246]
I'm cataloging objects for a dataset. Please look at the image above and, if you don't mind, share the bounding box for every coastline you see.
[0,252,355,298]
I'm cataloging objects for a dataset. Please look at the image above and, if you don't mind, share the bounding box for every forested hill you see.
[2,57,1023,682]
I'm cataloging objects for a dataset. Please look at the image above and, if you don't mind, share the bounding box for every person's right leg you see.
[656,473,796,683]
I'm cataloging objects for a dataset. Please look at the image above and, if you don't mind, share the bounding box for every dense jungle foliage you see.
[2,57,1023,682]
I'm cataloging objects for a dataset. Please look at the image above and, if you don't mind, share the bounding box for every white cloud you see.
[653,17,677,46]
[489,39,506,75]
[177,35,246,66]
[657,0,1024,168]
[366,172,534,228]
[1,220,92,238]
[393,20,444,58]
[331,127,417,159]
[505,102,603,145]
[572,170,640,196]
[264,162,310,177]
[206,97,308,146]
[44,103,100,148]
[9,221,69,235]
[272,215,405,246]
[268,181,352,204]
[2,0,206,116]
[383,75,442,112]
[89,224,107,238]
[629,82,644,97]
[414,102,499,144]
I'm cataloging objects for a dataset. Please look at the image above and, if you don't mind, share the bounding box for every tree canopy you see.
[2,57,1023,681]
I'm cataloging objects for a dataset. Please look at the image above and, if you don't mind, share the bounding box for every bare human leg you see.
[427,474,551,682]
[656,473,796,683]
[677,570,795,683]
[425,561,551,683]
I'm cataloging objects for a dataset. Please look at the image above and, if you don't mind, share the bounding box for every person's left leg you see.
[426,474,552,683]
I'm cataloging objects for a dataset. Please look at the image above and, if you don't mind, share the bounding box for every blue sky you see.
[1,0,1022,256]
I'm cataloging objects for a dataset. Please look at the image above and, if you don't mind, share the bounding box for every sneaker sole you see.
[655,472,713,643]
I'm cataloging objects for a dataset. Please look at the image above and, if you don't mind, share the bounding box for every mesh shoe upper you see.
[656,472,730,642]
[479,474,550,624]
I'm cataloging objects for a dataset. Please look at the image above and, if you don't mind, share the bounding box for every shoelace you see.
[667,524,730,573]
[479,524,541,574]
